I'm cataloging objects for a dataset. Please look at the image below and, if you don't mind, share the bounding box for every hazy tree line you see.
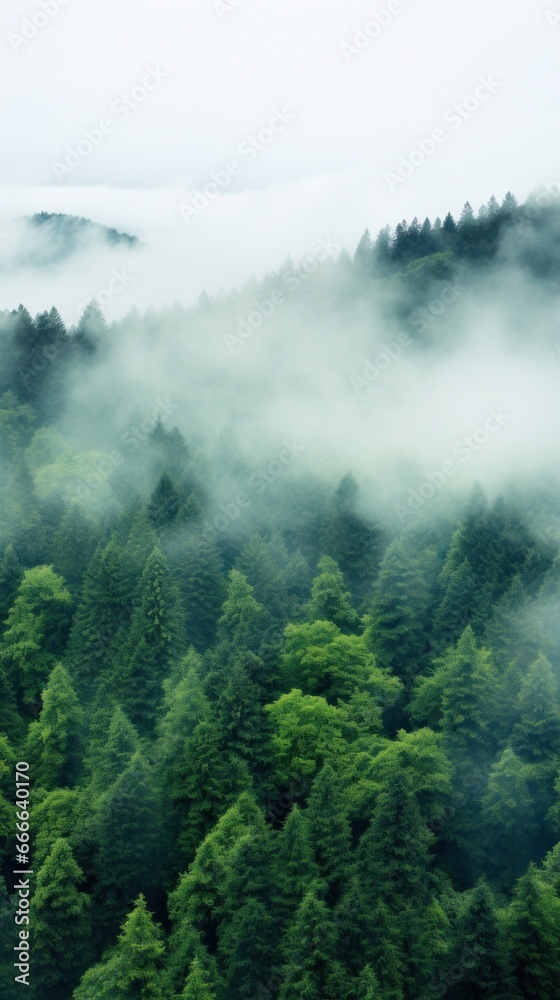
[1,194,560,998]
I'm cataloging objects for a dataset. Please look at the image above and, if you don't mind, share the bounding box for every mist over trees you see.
[2,191,560,998]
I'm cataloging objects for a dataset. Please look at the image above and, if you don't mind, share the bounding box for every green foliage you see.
[119,546,183,731]
[32,838,91,998]
[74,895,165,1000]
[305,555,360,632]
[506,865,560,1000]
[26,663,83,789]
[1,564,73,705]
[182,957,216,999]
[265,689,344,784]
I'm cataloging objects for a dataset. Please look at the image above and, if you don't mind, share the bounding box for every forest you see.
[2,190,560,999]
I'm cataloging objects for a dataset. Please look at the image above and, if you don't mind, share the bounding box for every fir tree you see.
[32,838,91,998]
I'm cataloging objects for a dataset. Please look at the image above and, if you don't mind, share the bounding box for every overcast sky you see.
[1,0,559,298]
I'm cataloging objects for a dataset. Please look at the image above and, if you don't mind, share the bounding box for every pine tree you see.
[182,957,216,1000]
[66,540,133,698]
[88,705,140,792]
[236,532,291,625]
[32,838,91,998]
[74,895,165,1000]
[481,748,537,883]
[51,504,99,592]
[320,474,384,604]
[93,753,166,939]
[305,555,359,633]
[451,879,514,999]
[432,558,479,652]
[357,965,382,999]
[170,531,226,650]
[216,569,266,655]
[148,472,183,529]
[172,719,252,866]
[511,654,560,761]
[507,864,560,1000]
[219,829,280,1000]
[1,564,73,706]
[26,663,83,790]
[307,764,351,900]
[369,537,438,685]
[278,890,342,1000]
[439,627,497,760]
[278,804,319,918]
[119,547,183,731]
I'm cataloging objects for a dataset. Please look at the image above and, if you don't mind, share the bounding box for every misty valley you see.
[3,192,560,999]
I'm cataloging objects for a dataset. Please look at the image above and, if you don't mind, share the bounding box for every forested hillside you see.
[2,191,560,999]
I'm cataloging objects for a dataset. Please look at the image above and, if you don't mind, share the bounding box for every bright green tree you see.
[32,838,91,999]
[26,663,83,789]
[182,957,216,1000]
[305,556,360,633]
[74,895,165,1000]
[1,565,72,706]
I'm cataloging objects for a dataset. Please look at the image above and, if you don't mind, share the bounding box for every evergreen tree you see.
[66,540,133,698]
[182,957,216,1000]
[369,537,438,685]
[89,705,140,792]
[320,474,384,604]
[216,569,266,655]
[32,838,91,999]
[170,531,226,650]
[481,748,537,883]
[74,895,165,1000]
[278,804,318,917]
[450,879,514,999]
[1,564,73,706]
[278,890,344,1000]
[119,547,183,731]
[305,555,360,633]
[507,864,560,1000]
[511,654,560,761]
[93,753,166,939]
[307,764,351,900]
[148,472,183,529]
[439,627,497,760]
[51,505,99,592]
[26,663,83,790]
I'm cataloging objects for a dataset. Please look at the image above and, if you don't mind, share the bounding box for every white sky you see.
[1,0,559,296]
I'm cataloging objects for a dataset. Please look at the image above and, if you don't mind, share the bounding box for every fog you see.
[2,198,560,538]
